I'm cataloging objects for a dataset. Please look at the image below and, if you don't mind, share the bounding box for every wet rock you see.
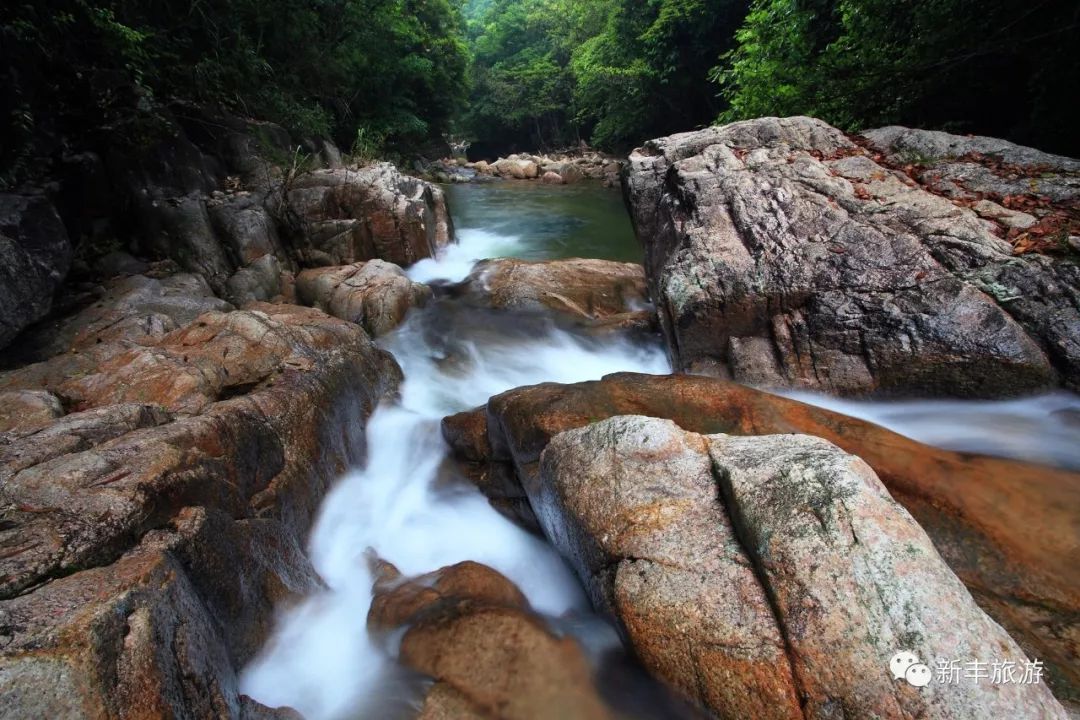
[444,372,1080,701]
[539,416,1066,719]
[623,116,1074,394]
[540,171,565,185]
[286,163,453,268]
[0,194,72,350]
[0,304,401,718]
[459,258,649,323]
[369,560,613,720]
[296,260,432,337]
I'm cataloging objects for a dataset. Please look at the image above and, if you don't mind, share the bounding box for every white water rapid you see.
[240,227,670,719]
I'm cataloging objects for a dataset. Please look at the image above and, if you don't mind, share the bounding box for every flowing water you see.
[241,182,670,719]
[242,180,1080,718]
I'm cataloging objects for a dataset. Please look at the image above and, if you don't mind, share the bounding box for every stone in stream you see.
[367,560,614,720]
[537,415,1067,719]
[0,303,402,718]
[442,372,1080,705]
[296,259,432,337]
[455,257,656,337]
[623,116,1079,394]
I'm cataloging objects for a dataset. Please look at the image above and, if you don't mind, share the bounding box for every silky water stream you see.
[242,181,1080,718]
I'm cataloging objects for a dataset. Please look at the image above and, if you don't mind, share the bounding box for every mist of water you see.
[783,390,1080,470]
[240,229,670,719]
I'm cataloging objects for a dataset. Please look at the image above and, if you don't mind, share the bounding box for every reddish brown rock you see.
[444,372,1080,703]
[539,416,1066,718]
[460,258,648,322]
[286,163,453,267]
[368,561,613,720]
[0,303,402,718]
[296,259,431,337]
[0,389,64,433]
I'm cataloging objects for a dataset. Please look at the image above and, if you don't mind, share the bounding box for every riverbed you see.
[242,180,1080,718]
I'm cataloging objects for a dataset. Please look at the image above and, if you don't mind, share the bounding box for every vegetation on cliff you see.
[2,0,1077,185]
[462,0,1079,155]
[1,0,469,185]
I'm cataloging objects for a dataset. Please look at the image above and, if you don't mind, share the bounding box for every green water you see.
[442,180,642,262]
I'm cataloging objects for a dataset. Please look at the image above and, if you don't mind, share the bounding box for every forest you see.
[2,0,1078,184]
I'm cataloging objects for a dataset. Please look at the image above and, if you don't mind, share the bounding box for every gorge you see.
[0,110,1078,719]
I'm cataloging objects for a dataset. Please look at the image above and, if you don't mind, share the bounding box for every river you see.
[241,180,1080,718]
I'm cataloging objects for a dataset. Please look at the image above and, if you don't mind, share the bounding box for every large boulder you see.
[537,416,1066,718]
[0,194,73,350]
[0,303,402,718]
[443,372,1080,702]
[623,116,1078,395]
[286,163,454,267]
[368,560,613,720]
[296,259,432,337]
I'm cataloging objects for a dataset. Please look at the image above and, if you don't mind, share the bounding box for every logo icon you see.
[905,663,932,687]
[890,651,931,687]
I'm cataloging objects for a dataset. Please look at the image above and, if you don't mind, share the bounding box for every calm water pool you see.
[442,180,641,262]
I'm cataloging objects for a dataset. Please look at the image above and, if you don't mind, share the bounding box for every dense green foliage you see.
[461,0,747,153]
[1,0,469,183]
[462,0,1078,155]
[717,0,1080,155]
[3,0,1077,182]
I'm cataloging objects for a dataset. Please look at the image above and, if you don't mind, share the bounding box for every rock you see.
[540,171,565,185]
[623,116,1073,395]
[93,250,150,279]
[971,199,1037,230]
[0,304,402,717]
[519,160,540,179]
[472,160,491,175]
[208,192,291,269]
[458,258,648,322]
[7,273,233,363]
[863,125,1080,203]
[558,163,585,184]
[444,372,1080,700]
[227,254,284,306]
[137,193,236,294]
[538,416,1066,719]
[286,163,454,267]
[296,260,432,336]
[493,158,525,179]
[0,194,72,350]
[0,389,64,434]
[369,560,613,720]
